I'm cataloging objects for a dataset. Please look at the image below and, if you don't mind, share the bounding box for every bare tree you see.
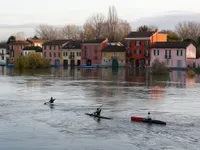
[81,23,95,40]
[175,21,200,41]
[62,24,82,40]
[12,32,25,40]
[137,25,158,32]
[35,24,61,40]
[107,5,119,41]
[116,20,132,41]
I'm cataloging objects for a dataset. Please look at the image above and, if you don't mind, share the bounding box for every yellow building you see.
[102,42,126,67]
[62,40,82,66]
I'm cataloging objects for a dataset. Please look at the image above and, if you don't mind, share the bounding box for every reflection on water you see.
[1,67,200,150]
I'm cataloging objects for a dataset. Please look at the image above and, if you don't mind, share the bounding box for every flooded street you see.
[0,67,200,150]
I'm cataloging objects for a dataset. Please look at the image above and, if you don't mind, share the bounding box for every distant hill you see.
[131,12,200,30]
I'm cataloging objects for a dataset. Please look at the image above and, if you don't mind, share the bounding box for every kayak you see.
[44,102,54,105]
[131,116,166,125]
[85,113,112,120]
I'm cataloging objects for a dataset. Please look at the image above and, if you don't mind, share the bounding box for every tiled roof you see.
[10,40,30,45]
[102,45,126,52]
[150,42,192,48]
[125,31,155,38]
[0,44,6,48]
[43,40,70,45]
[62,40,82,49]
[23,46,42,52]
[82,39,106,43]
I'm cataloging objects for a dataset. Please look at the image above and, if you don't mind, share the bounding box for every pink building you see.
[81,39,108,67]
[150,42,196,68]
[42,40,70,66]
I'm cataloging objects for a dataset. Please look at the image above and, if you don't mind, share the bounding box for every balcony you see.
[165,55,171,59]
[126,53,132,57]
[69,55,75,59]
[94,56,98,59]
[144,52,149,57]
[111,55,118,59]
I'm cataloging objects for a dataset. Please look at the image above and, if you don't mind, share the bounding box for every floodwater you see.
[0,66,200,150]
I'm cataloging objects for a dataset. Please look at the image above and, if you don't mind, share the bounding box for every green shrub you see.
[14,53,50,69]
[151,58,169,75]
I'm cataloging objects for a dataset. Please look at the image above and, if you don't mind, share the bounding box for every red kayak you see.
[131,116,166,125]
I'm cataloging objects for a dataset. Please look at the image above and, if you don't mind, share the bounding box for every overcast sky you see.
[1,0,199,25]
[0,0,199,40]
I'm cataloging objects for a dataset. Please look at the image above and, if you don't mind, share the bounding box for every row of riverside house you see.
[4,29,198,68]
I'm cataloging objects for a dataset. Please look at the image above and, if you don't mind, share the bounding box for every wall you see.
[43,45,63,66]
[150,31,167,44]
[150,48,187,68]
[62,49,81,65]
[102,52,125,66]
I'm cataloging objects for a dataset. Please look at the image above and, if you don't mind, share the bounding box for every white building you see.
[23,46,43,56]
[0,44,9,65]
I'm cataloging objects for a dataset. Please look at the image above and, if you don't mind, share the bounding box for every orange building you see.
[125,30,167,67]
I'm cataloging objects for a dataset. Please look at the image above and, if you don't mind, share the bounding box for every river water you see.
[0,67,200,150]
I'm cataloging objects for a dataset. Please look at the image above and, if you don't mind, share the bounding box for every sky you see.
[0,0,200,40]
[1,0,199,25]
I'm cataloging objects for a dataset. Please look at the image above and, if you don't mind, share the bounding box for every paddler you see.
[49,97,55,103]
[147,112,151,120]
[94,108,101,116]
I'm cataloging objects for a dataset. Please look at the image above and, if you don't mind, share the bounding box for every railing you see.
[165,55,171,59]
[144,52,149,57]
[111,55,118,59]
[69,55,74,59]
[126,53,132,57]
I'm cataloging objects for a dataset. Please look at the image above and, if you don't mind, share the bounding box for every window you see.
[103,52,106,56]
[177,50,183,56]
[154,50,159,56]
[121,60,123,63]
[136,41,141,46]
[54,46,56,50]
[49,46,51,50]
[49,52,51,57]
[145,60,149,64]
[79,52,81,56]
[77,52,78,56]
[66,52,68,56]
[54,52,56,57]
[126,42,130,48]
[63,52,65,56]
[58,53,60,58]
[144,41,149,47]
[134,50,141,54]
[44,46,46,50]
[44,52,46,57]
[2,56,4,60]
[121,52,124,56]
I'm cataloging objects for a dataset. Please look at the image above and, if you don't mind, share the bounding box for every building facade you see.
[62,40,82,66]
[42,40,70,66]
[0,44,9,65]
[150,42,196,68]
[8,40,31,64]
[81,39,108,67]
[23,46,43,56]
[102,42,126,67]
[125,30,167,67]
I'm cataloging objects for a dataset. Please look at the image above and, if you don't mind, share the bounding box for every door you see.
[77,60,81,66]
[177,60,182,68]
[54,59,60,66]
[136,59,140,67]
[63,60,68,66]
[86,59,92,66]
[112,59,119,67]
[70,60,75,66]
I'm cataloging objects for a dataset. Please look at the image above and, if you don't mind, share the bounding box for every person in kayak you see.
[147,112,151,120]
[94,108,101,116]
[49,97,55,103]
